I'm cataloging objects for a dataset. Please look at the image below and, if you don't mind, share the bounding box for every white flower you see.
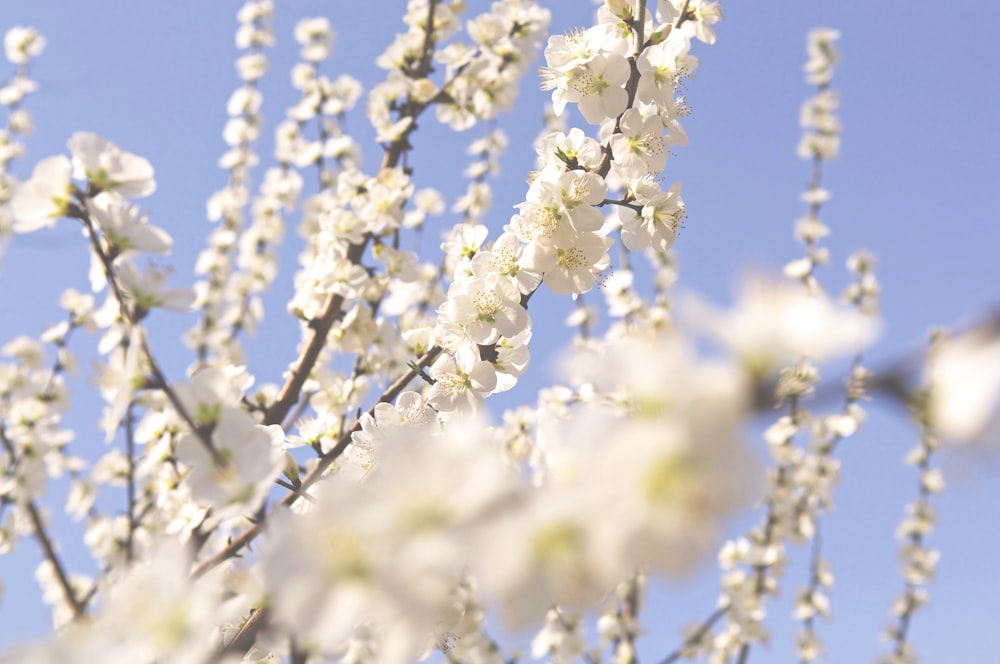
[804,28,840,86]
[426,346,497,413]
[351,391,438,451]
[95,327,146,441]
[10,155,73,232]
[94,541,219,662]
[544,54,629,124]
[522,228,612,295]
[675,0,723,45]
[441,221,489,276]
[176,406,284,521]
[538,335,754,577]
[0,76,37,106]
[475,488,615,627]
[115,260,195,315]
[67,132,156,197]
[542,28,601,73]
[637,37,695,107]
[87,193,172,256]
[609,108,669,178]
[494,330,531,393]
[619,181,685,252]
[537,127,604,172]
[266,416,513,664]
[173,367,248,427]
[439,274,528,345]
[235,52,268,81]
[12,542,219,663]
[509,199,570,246]
[470,232,542,295]
[538,170,606,233]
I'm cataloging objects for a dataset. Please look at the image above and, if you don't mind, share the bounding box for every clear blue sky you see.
[2,1,999,661]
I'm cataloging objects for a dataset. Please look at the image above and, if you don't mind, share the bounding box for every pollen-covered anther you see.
[558,246,588,270]
[571,71,596,95]
[474,290,503,318]
[675,95,693,117]
[570,177,592,201]
[640,134,666,158]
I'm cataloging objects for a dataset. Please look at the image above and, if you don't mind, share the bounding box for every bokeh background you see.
[1,1,999,661]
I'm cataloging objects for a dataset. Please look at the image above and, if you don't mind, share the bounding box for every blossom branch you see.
[880,337,943,664]
[657,605,728,664]
[264,0,443,427]
[192,344,443,579]
[72,203,225,466]
[0,27,45,263]
[190,3,272,370]
[0,429,87,620]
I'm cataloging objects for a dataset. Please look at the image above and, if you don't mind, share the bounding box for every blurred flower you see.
[4,26,45,64]
[682,273,878,374]
[10,155,72,232]
[176,406,284,522]
[930,329,1000,442]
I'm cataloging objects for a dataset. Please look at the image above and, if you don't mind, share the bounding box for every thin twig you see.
[0,429,87,620]
[657,606,728,664]
[124,400,137,563]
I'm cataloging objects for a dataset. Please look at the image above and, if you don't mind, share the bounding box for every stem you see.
[124,400,137,563]
[657,605,728,664]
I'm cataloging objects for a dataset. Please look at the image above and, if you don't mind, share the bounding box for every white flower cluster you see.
[368,0,550,141]
[427,0,720,416]
[281,16,362,177]
[0,298,103,628]
[188,0,277,368]
[0,26,45,267]
[0,131,284,635]
[797,28,841,162]
[11,133,190,325]
[0,334,78,557]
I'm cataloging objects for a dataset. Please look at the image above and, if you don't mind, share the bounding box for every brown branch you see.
[262,237,369,427]
[216,606,272,662]
[26,499,87,619]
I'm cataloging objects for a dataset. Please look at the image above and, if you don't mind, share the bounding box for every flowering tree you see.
[1,2,999,663]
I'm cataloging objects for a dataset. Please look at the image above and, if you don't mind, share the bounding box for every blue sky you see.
[2,1,999,661]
